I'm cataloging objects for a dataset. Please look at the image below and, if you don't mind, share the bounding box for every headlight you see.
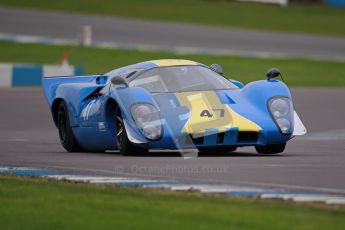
[131,104,162,140]
[268,97,293,134]
[276,118,291,134]
[270,98,289,118]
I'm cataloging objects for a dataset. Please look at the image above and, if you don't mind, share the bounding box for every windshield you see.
[129,66,238,93]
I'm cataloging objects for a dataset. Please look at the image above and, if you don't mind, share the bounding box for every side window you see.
[129,69,169,93]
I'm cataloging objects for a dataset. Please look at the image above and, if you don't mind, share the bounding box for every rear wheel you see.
[58,101,84,152]
[255,143,286,154]
[115,107,148,156]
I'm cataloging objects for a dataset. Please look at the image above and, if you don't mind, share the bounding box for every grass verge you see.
[0,0,345,37]
[0,174,345,229]
[1,41,345,87]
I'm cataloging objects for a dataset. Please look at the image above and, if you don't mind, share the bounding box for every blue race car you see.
[42,59,306,155]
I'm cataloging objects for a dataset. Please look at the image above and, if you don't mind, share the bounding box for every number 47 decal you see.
[200,109,225,118]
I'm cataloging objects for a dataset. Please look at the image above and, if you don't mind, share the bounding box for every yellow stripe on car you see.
[176,91,261,135]
[150,59,198,67]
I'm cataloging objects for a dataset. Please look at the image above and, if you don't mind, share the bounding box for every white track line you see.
[3,166,345,205]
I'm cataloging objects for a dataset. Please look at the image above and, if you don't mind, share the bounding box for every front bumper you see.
[143,127,291,149]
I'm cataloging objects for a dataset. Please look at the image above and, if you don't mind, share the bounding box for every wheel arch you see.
[105,97,148,149]
[104,98,119,139]
[105,98,118,119]
[51,98,64,127]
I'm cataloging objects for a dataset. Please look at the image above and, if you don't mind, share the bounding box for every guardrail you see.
[326,0,345,7]
[237,0,288,6]
[0,63,83,87]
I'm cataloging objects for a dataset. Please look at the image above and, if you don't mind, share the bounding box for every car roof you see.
[106,59,205,77]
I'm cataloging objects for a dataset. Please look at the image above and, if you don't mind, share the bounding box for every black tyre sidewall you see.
[255,143,286,154]
[58,102,83,152]
[115,107,148,156]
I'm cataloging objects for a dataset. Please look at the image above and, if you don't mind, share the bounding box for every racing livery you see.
[42,59,306,155]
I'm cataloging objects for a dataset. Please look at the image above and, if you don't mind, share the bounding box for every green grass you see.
[1,0,345,37]
[0,174,344,229]
[1,41,345,87]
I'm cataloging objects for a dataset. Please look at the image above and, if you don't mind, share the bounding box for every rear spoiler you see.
[42,75,108,106]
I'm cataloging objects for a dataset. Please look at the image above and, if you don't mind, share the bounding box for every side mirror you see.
[266,68,281,80]
[111,76,128,87]
[210,64,223,75]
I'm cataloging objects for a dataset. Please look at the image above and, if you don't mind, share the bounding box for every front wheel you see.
[255,143,286,154]
[115,107,148,156]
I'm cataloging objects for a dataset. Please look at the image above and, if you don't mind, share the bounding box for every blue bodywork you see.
[42,61,294,152]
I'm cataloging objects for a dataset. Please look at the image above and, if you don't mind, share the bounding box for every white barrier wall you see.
[0,63,83,87]
[0,64,12,87]
[238,0,288,6]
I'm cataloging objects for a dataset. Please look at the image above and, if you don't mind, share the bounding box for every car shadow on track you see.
[56,150,286,157]
[121,151,285,157]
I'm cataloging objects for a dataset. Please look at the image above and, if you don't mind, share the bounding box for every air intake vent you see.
[216,132,225,144]
[185,134,204,145]
[237,132,258,143]
[191,135,204,145]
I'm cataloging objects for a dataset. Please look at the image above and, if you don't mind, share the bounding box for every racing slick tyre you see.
[197,146,237,153]
[58,101,84,152]
[115,107,148,156]
[255,143,286,154]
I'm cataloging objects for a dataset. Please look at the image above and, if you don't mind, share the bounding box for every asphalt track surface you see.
[1,7,345,60]
[0,88,345,194]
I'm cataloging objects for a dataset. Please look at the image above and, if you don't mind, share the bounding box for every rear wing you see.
[42,75,108,106]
